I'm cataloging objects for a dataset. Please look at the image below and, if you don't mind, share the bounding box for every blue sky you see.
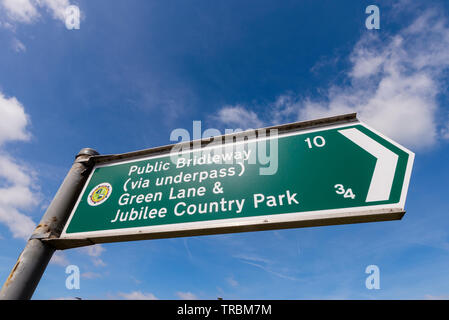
[1,0,449,300]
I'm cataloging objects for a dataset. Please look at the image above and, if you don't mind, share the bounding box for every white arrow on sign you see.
[338,128,398,202]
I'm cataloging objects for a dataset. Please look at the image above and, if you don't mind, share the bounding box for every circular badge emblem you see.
[87,183,112,206]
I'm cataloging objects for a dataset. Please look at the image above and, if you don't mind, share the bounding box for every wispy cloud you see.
[241,260,301,282]
[233,253,272,265]
[226,276,239,287]
[183,238,193,261]
[234,253,301,282]
[92,258,106,267]
[117,291,158,300]
[81,271,102,279]
[442,122,449,140]
[50,251,69,266]
[77,244,107,267]
[424,294,449,300]
[176,291,198,300]
[11,38,26,52]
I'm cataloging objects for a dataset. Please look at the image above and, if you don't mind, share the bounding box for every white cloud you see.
[0,0,76,25]
[1,0,39,23]
[0,155,38,238]
[0,93,30,145]
[118,291,158,300]
[37,0,70,22]
[0,159,32,193]
[213,105,264,129]
[213,10,449,151]
[175,291,198,300]
[0,205,35,239]
[287,10,449,150]
[0,91,38,239]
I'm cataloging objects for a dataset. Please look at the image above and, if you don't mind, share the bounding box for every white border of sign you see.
[58,120,414,246]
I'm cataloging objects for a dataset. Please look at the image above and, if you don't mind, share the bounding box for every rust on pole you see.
[0,148,99,300]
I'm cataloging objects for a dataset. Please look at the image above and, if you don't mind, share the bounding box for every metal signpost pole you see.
[0,148,99,300]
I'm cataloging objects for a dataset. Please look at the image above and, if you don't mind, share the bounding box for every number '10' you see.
[305,136,326,148]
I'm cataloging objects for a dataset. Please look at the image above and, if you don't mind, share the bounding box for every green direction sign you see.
[58,116,414,247]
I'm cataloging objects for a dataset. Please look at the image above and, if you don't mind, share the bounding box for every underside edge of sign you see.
[46,208,405,250]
